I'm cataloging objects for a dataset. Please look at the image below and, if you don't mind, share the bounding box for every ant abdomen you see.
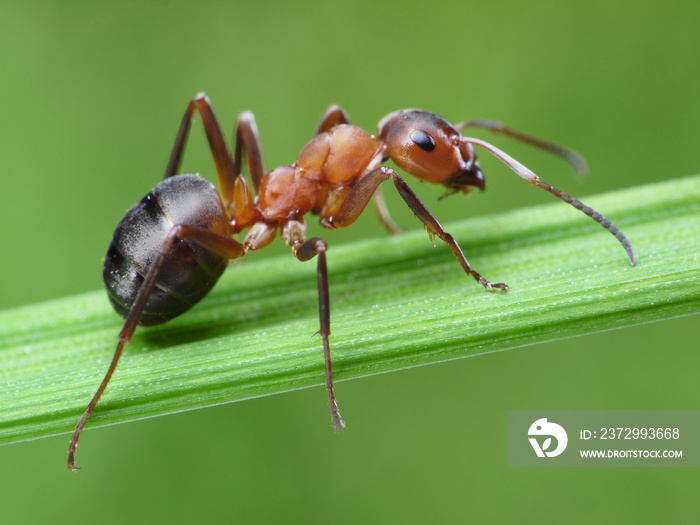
[103,174,230,326]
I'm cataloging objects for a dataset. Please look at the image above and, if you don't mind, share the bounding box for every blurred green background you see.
[1,1,698,523]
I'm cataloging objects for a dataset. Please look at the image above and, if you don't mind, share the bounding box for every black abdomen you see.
[103,174,231,326]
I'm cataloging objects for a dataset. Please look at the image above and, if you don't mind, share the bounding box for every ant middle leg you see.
[164,93,267,209]
[323,167,507,292]
[232,111,266,193]
[283,219,345,430]
[164,94,237,203]
[314,105,350,135]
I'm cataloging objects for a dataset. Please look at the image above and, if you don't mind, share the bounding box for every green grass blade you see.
[1,175,699,446]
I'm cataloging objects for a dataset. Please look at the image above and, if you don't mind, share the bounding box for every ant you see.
[67,93,635,470]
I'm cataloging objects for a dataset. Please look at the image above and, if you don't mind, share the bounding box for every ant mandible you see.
[67,93,635,470]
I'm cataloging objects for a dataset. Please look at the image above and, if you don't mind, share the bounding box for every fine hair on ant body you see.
[67,93,635,470]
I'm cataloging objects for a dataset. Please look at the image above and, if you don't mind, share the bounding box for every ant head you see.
[377,110,485,192]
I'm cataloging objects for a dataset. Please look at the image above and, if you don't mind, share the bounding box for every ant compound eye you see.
[410,130,436,152]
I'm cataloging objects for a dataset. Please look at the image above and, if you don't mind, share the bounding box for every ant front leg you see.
[67,225,246,470]
[371,187,402,234]
[283,219,345,430]
[314,105,400,234]
[325,167,507,292]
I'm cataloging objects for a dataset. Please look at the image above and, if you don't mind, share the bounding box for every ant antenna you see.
[463,137,635,265]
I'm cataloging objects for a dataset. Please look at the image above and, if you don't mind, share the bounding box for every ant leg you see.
[67,226,246,470]
[164,94,238,205]
[232,112,266,193]
[390,174,508,291]
[314,105,350,135]
[313,106,401,234]
[455,120,588,175]
[163,94,267,210]
[283,220,345,430]
[372,186,402,234]
[324,167,507,292]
